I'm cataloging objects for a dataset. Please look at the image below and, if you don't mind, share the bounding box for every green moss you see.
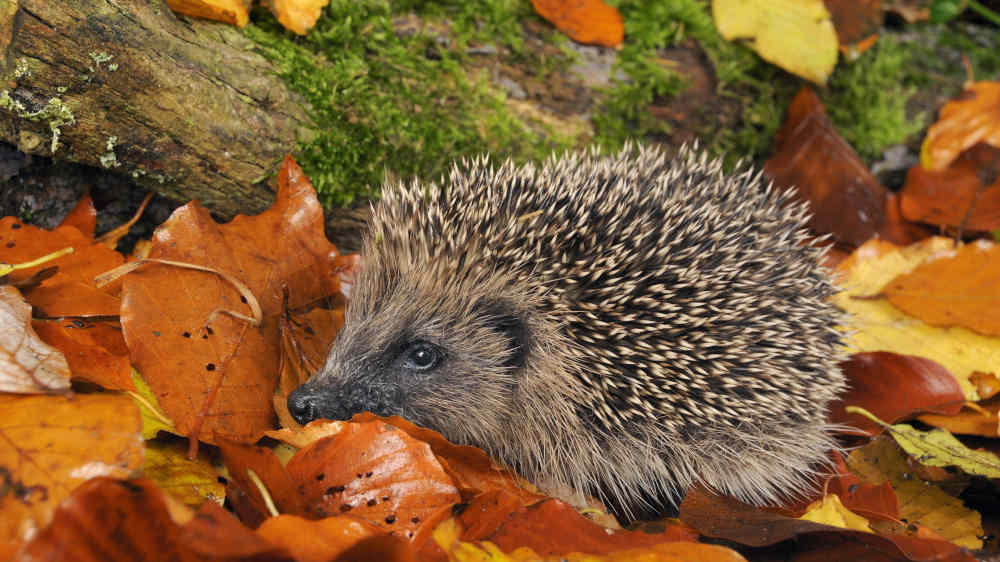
[825,37,925,160]
[595,0,795,164]
[244,0,566,206]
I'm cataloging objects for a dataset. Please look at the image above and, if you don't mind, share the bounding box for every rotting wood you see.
[0,0,314,218]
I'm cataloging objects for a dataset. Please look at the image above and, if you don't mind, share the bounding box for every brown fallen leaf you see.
[764,87,889,247]
[218,438,306,523]
[824,0,881,56]
[120,155,343,445]
[457,490,699,556]
[18,478,291,562]
[847,436,984,550]
[0,393,143,552]
[0,285,71,393]
[679,485,974,561]
[883,239,1000,336]
[901,143,1000,232]
[165,0,250,27]
[921,81,1000,171]
[531,0,624,47]
[829,352,965,436]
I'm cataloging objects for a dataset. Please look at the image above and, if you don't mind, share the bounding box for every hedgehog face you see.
[287,282,529,446]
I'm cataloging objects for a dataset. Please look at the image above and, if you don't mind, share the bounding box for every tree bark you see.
[0,0,313,218]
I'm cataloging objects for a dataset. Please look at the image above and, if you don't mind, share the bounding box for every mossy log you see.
[0,0,314,218]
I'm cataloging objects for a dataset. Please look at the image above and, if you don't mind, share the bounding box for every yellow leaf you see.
[848,406,1000,479]
[799,494,872,532]
[847,434,984,549]
[263,0,330,35]
[143,439,225,508]
[712,0,838,84]
[129,369,176,439]
[834,237,1000,399]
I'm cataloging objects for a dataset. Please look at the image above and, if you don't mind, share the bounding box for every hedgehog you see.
[288,144,846,518]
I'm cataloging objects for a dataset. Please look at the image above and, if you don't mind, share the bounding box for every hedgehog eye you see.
[404,342,442,371]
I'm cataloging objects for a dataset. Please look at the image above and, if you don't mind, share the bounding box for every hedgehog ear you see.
[474,299,528,369]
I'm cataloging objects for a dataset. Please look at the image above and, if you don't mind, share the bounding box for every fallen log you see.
[0,0,314,218]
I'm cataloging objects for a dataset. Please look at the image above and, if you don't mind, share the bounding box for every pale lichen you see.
[100,135,120,168]
[0,91,76,153]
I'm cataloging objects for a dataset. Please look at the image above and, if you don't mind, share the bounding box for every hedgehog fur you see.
[288,144,847,517]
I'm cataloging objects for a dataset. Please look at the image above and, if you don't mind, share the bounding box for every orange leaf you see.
[120,156,342,444]
[883,239,1000,336]
[256,515,401,562]
[263,0,330,35]
[901,143,1000,232]
[921,81,1000,171]
[0,285,71,393]
[284,420,462,543]
[217,438,306,522]
[31,320,132,390]
[0,394,143,550]
[764,87,889,247]
[164,0,250,26]
[531,0,624,47]
[58,196,97,239]
[19,478,287,561]
[918,400,1000,437]
[459,491,699,555]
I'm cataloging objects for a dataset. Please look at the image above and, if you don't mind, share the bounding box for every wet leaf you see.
[713,0,838,84]
[121,156,343,444]
[256,515,399,562]
[284,420,461,542]
[0,285,71,393]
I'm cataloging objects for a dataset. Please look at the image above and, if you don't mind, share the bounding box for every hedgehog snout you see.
[287,378,403,425]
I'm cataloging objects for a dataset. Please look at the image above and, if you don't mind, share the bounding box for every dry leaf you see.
[883,239,1000,336]
[921,81,1000,171]
[847,436,984,549]
[764,87,889,247]
[263,0,330,35]
[901,143,1000,232]
[121,156,343,444]
[531,0,624,47]
[833,237,1000,399]
[0,285,71,393]
[829,352,965,436]
[165,0,250,26]
[798,494,872,533]
[0,393,143,550]
[713,0,838,84]
[142,439,226,508]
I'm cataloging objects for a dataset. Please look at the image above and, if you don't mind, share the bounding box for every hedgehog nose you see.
[287,387,321,425]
